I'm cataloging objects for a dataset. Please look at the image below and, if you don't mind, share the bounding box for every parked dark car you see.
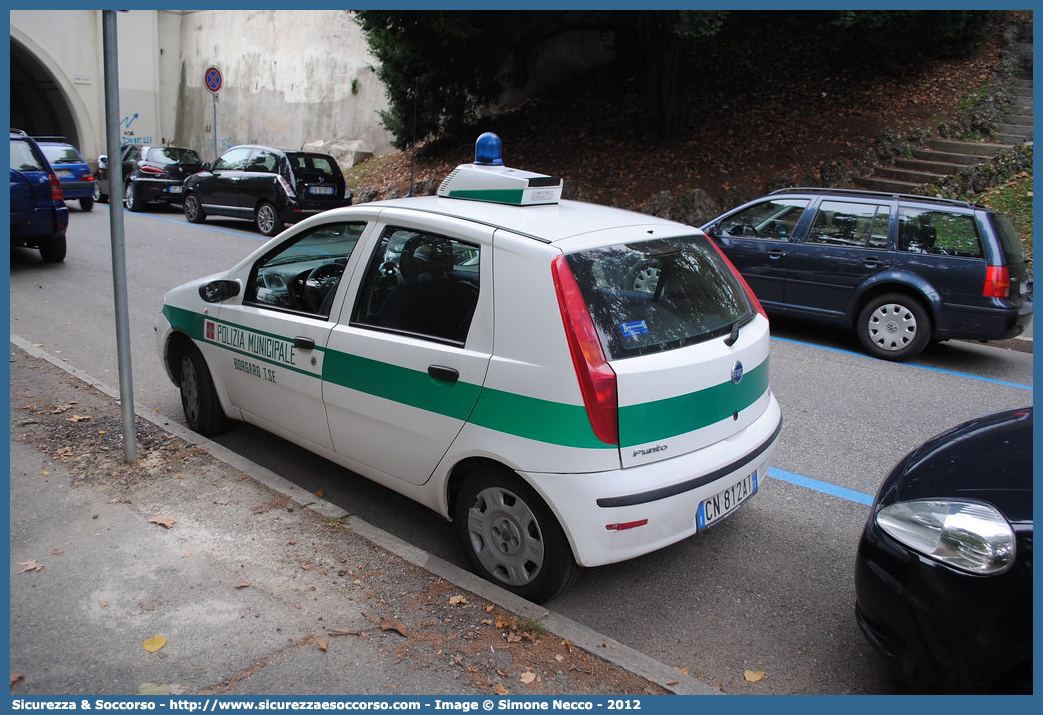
[181,144,352,236]
[96,144,203,211]
[10,129,69,263]
[701,188,1033,361]
[36,139,95,212]
[854,407,1032,694]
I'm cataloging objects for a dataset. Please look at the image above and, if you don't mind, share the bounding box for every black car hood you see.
[887,408,1033,523]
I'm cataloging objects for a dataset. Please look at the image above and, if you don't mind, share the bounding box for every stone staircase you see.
[854,50,1033,195]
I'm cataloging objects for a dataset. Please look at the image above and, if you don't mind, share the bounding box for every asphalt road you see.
[9,202,1033,694]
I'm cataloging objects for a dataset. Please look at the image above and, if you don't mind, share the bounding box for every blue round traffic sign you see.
[204,66,223,94]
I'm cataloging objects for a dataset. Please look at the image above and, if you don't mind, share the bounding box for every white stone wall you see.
[10,9,394,167]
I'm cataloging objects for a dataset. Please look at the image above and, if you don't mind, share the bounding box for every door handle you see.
[428,365,459,385]
[767,249,786,259]
[294,336,315,350]
[863,257,881,268]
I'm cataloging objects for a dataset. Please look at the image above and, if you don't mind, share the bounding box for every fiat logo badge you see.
[731,361,744,384]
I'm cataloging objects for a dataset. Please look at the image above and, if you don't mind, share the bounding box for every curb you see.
[10,334,721,696]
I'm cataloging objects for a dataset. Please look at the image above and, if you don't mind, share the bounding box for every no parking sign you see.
[204,65,223,94]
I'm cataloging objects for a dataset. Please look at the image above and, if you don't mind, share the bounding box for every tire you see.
[79,197,94,212]
[255,201,283,237]
[454,469,578,602]
[39,233,67,263]
[93,179,107,204]
[178,343,230,436]
[123,181,141,212]
[857,292,931,361]
[183,192,206,223]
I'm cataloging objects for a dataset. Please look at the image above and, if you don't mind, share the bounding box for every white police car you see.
[156,134,782,601]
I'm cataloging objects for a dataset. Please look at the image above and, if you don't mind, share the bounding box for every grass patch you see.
[978,170,1033,259]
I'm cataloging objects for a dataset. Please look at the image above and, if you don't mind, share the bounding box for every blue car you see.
[10,130,69,263]
[37,139,96,212]
[701,188,1033,361]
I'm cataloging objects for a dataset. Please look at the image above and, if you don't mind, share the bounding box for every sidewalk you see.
[9,342,716,697]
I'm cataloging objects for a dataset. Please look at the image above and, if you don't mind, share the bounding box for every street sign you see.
[204,65,223,94]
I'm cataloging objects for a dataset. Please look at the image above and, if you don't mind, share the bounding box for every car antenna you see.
[406,76,418,197]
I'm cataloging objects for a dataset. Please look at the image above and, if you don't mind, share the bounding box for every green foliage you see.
[980,172,1034,257]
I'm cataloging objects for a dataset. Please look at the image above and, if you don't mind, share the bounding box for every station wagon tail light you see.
[552,255,619,446]
[49,173,63,201]
[983,266,1011,298]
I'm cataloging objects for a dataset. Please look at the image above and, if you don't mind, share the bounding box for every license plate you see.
[309,186,335,195]
[697,471,757,530]
[166,185,183,194]
[56,170,73,179]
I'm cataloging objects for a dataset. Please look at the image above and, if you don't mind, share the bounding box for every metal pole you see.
[102,10,137,463]
[212,92,218,162]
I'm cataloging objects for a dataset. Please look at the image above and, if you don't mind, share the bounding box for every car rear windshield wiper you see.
[724,312,756,346]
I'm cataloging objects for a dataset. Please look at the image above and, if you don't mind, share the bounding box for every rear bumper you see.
[933,298,1032,342]
[133,177,187,201]
[11,206,69,247]
[524,393,781,567]
[58,179,94,199]
[279,197,352,224]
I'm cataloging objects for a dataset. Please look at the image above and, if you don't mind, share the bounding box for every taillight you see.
[983,266,1011,298]
[551,256,618,446]
[705,236,767,319]
[49,174,63,201]
[139,164,165,176]
[277,175,296,198]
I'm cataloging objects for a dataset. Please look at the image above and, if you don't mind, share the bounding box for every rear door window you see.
[806,201,891,249]
[564,236,755,359]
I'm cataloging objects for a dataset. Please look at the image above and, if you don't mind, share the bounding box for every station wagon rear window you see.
[565,236,755,359]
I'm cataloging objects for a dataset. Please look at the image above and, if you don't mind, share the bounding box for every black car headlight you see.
[877,499,1015,575]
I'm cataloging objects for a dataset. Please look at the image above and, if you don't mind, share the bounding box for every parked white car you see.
[156,134,782,601]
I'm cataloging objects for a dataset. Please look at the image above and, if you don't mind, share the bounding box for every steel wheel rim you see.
[180,355,201,424]
[124,183,134,209]
[258,205,276,234]
[867,303,917,352]
[466,486,545,586]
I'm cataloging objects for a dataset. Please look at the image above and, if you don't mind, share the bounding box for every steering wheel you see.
[303,263,344,313]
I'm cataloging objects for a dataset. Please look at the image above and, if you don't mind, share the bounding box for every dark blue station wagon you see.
[701,188,1032,361]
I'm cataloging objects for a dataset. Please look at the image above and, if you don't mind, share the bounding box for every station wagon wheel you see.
[178,343,229,436]
[455,470,578,602]
[857,292,931,362]
[255,201,283,237]
[183,193,206,223]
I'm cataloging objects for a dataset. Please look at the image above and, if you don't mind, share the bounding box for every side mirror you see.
[199,280,240,303]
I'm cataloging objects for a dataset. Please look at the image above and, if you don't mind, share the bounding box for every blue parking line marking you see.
[767,468,874,506]
[772,336,1033,391]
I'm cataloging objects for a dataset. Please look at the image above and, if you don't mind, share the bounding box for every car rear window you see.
[564,236,755,359]
[10,140,45,172]
[990,212,1028,266]
[147,147,202,166]
[286,152,339,177]
[40,144,84,165]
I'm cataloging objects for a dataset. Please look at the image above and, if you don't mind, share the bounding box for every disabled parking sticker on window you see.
[620,320,649,338]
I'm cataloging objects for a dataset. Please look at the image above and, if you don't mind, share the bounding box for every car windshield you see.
[40,145,83,165]
[565,236,755,359]
[146,147,202,166]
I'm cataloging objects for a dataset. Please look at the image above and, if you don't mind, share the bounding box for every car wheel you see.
[454,469,578,602]
[857,293,931,362]
[39,234,67,264]
[255,201,283,237]
[79,197,94,212]
[178,343,229,436]
[631,261,661,293]
[183,193,206,223]
[92,179,106,203]
[123,182,141,212]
